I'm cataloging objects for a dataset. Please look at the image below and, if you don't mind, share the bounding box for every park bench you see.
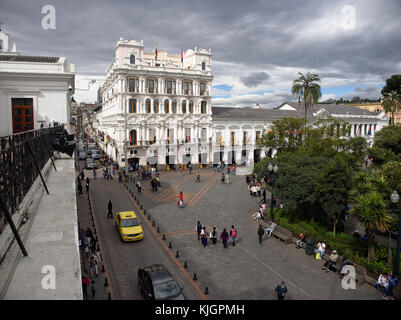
[257,220,292,244]
[271,225,292,244]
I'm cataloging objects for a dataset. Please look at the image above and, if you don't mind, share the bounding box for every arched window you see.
[130,54,135,64]
[164,100,169,113]
[145,99,151,113]
[153,100,159,113]
[182,100,187,114]
[172,100,177,114]
[129,130,137,146]
[189,101,194,114]
[201,61,206,70]
[0,40,3,51]
[201,101,207,114]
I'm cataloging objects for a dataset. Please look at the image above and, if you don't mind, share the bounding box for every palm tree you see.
[292,72,322,119]
[351,191,391,262]
[382,90,401,124]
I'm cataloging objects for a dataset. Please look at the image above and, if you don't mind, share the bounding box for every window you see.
[149,128,157,144]
[216,132,223,146]
[129,130,137,146]
[243,131,247,145]
[256,131,261,145]
[185,128,191,143]
[201,101,207,114]
[167,128,174,144]
[200,83,205,96]
[231,132,235,146]
[128,79,136,92]
[182,100,186,114]
[172,100,177,114]
[166,79,176,94]
[183,81,192,95]
[12,98,34,133]
[153,100,159,113]
[129,99,137,113]
[189,101,194,114]
[147,79,156,94]
[145,99,151,113]
[164,100,169,113]
[201,61,206,70]
[130,54,135,64]
[201,128,207,142]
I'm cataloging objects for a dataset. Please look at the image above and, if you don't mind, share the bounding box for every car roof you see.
[142,264,174,284]
[117,211,138,219]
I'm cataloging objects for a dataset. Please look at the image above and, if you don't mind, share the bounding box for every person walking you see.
[82,273,90,300]
[221,173,225,184]
[201,226,208,248]
[196,221,202,241]
[258,224,264,244]
[85,177,90,193]
[225,173,230,184]
[93,168,97,179]
[220,228,229,249]
[188,164,192,175]
[179,191,184,203]
[85,227,93,247]
[179,166,183,176]
[137,181,141,193]
[274,281,288,300]
[90,279,96,298]
[230,225,237,246]
[107,200,113,219]
[263,189,266,204]
[78,182,83,196]
[210,227,217,245]
[196,171,200,183]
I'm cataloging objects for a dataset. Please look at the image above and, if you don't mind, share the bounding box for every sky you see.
[1,0,400,108]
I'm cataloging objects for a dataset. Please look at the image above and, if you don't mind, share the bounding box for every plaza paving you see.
[125,168,383,300]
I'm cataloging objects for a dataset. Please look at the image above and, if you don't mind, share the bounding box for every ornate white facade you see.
[92,38,389,169]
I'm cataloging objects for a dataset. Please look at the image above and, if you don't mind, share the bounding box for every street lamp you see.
[268,163,278,222]
[390,190,401,277]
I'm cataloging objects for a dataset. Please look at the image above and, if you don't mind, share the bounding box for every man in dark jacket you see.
[196,221,202,241]
[258,225,264,244]
[107,200,113,219]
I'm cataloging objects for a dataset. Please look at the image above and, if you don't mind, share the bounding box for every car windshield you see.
[121,217,140,227]
[153,280,181,299]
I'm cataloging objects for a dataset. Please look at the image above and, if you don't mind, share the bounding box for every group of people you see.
[150,174,161,192]
[376,271,397,300]
[257,221,277,244]
[102,167,113,180]
[79,226,101,284]
[77,171,90,196]
[177,191,185,208]
[196,221,238,249]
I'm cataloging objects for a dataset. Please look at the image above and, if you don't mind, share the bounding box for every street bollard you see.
[140,204,143,209]
[148,215,151,220]
[157,227,160,233]
[193,273,197,281]
[101,265,105,273]
[169,242,172,249]
[176,251,179,258]
[184,261,187,269]
[162,234,166,240]
[204,287,209,295]
[144,209,147,215]
[108,292,112,300]
[104,278,109,287]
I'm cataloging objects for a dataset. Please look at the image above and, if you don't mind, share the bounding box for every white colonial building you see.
[0,29,75,136]
[92,37,388,169]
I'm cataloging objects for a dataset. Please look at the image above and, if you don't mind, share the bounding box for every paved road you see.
[85,164,205,300]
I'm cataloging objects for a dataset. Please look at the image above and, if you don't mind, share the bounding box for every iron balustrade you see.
[0,125,65,235]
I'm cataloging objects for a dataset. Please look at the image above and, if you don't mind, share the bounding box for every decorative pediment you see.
[313,108,331,119]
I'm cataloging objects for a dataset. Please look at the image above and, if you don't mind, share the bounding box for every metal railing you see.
[0,125,64,236]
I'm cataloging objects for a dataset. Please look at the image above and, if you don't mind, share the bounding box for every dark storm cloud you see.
[240,72,270,87]
[1,0,400,100]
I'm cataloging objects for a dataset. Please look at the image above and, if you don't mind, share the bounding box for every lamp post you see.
[390,190,401,277]
[268,163,278,222]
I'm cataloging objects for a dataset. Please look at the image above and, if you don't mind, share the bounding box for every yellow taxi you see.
[115,211,144,242]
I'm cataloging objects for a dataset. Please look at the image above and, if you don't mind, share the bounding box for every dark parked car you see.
[138,264,185,300]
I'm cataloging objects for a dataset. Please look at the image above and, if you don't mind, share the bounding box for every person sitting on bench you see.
[322,250,338,272]
[296,233,306,249]
[266,221,277,238]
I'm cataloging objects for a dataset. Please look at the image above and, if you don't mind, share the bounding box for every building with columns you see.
[91,37,389,169]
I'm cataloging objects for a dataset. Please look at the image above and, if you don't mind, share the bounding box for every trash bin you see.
[305,239,315,255]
